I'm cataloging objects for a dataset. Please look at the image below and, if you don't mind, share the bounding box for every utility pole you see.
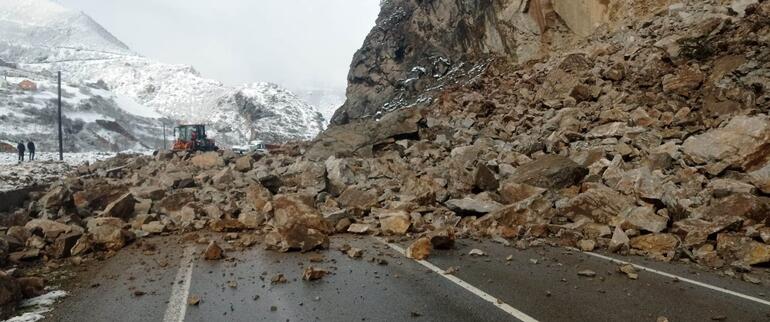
[57,71,63,161]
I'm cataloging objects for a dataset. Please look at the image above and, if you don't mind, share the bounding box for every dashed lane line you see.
[583,251,770,307]
[162,246,196,322]
[375,237,540,322]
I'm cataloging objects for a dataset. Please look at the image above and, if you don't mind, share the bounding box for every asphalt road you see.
[41,234,770,322]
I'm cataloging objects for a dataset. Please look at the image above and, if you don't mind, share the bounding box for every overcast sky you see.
[59,0,380,91]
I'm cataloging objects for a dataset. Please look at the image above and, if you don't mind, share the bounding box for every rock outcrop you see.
[332,0,690,125]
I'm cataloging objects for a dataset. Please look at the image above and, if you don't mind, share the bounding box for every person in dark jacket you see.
[16,141,25,163]
[27,140,35,161]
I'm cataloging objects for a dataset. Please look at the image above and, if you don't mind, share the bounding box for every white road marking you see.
[375,237,539,322]
[163,246,196,322]
[583,251,770,307]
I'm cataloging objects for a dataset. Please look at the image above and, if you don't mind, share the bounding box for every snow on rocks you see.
[0,152,138,192]
[4,290,68,322]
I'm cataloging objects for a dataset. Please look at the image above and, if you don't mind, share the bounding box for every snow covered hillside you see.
[0,65,165,152]
[0,0,324,150]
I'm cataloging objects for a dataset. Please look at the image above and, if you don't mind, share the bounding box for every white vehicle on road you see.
[232,140,269,155]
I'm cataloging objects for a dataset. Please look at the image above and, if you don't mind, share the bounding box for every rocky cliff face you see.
[332,0,518,124]
[333,0,745,125]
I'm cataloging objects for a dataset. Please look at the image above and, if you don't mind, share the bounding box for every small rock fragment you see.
[271,274,287,284]
[203,241,224,260]
[618,264,639,280]
[346,247,364,259]
[406,237,432,260]
[469,249,486,256]
[302,267,328,281]
[742,273,761,284]
[577,239,596,252]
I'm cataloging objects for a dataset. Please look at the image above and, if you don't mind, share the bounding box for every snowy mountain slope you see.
[212,83,325,143]
[0,66,165,152]
[0,0,130,55]
[0,0,324,149]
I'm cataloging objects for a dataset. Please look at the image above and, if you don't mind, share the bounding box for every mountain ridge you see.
[0,0,325,151]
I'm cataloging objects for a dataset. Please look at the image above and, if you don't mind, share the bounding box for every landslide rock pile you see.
[1,0,770,315]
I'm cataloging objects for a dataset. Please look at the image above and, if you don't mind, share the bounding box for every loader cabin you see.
[172,124,218,152]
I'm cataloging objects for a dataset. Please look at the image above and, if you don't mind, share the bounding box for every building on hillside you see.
[18,79,37,91]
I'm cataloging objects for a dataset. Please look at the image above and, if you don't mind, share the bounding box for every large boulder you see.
[406,237,432,260]
[611,167,666,201]
[264,223,329,253]
[100,193,136,219]
[307,108,422,160]
[191,152,224,169]
[281,161,326,194]
[474,163,499,191]
[376,209,411,235]
[697,193,770,223]
[716,233,770,266]
[498,181,546,205]
[682,115,770,171]
[246,184,273,215]
[24,219,72,240]
[170,206,198,228]
[561,185,635,224]
[211,168,234,186]
[131,185,166,201]
[73,183,128,210]
[39,185,72,210]
[477,195,553,228]
[157,191,196,214]
[233,156,253,172]
[90,225,134,251]
[661,65,705,97]
[325,157,370,196]
[272,194,331,234]
[48,231,82,259]
[159,172,195,189]
[238,211,264,229]
[672,217,743,247]
[620,207,668,233]
[509,155,588,190]
[336,187,378,214]
[630,234,679,260]
[445,196,503,215]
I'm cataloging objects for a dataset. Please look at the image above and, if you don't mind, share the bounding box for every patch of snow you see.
[0,151,152,191]
[113,94,161,118]
[3,290,68,322]
[67,111,112,123]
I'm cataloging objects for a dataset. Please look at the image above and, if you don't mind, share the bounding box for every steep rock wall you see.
[332,0,681,125]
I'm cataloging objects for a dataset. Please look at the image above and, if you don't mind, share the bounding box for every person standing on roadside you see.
[27,140,35,161]
[16,141,25,163]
